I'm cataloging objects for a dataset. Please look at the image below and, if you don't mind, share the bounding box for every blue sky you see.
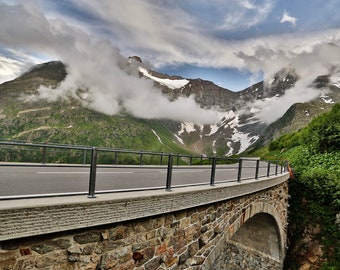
[0,0,340,91]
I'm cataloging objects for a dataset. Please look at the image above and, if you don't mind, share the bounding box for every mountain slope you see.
[0,59,339,156]
[254,75,340,148]
[0,62,187,154]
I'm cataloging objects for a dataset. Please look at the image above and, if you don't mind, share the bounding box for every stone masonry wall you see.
[210,240,282,269]
[0,182,288,270]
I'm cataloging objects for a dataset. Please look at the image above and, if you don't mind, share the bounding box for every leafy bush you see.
[269,131,303,151]
[287,149,340,268]
[263,104,340,269]
[302,103,340,153]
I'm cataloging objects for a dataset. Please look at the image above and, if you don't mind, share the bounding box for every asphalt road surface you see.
[0,161,277,197]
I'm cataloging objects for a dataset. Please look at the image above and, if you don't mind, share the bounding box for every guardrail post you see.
[255,159,260,179]
[42,146,47,164]
[139,151,143,166]
[267,161,271,177]
[114,151,118,165]
[83,149,87,165]
[88,147,98,198]
[160,152,163,165]
[237,158,243,182]
[200,155,203,166]
[210,157,217,186]
[189,155,193,166]
[176,153,180,165]
[275,161,278,175]
[165,154,173,191]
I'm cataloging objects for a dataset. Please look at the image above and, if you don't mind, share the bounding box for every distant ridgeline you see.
[0,60,339,157]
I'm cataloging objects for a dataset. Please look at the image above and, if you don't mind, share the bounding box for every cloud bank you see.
[0,1,219,124]
[238,41,340,123]
[0,0,340,125]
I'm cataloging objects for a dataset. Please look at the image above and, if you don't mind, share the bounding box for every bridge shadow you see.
[231,213,281,260]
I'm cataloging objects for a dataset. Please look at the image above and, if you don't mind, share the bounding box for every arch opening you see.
[231,213,281,260]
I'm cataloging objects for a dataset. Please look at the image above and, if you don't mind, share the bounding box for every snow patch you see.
[178,122,197,135]
[231,129,259,154]
[175,109,260,155]
[212,140,217,155]
[152,129,163,144]
[174,134,184,144]
[207,125,219,136]
[320,94,334,104]
[330,70,340,88]
[139,67,189,89]
[226,141,234,156]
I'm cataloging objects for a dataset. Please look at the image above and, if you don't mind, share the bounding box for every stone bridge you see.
[0,173,289,269]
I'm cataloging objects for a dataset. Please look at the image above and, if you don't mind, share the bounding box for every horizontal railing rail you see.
[0,141,288,200]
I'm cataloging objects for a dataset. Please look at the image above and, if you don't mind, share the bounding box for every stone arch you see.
[230,213,281,260]
[226,202,286,261]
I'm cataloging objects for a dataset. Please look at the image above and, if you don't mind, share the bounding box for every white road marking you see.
[159,170,206,173]
[37,171,133,174]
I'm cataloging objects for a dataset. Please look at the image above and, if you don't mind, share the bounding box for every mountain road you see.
[0,161,277,197]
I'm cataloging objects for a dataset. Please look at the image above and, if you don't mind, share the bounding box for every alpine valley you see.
[0,56,339,156]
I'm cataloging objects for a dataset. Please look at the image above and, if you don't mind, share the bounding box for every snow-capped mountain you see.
[132,56,339,155]
[1,58,339,156]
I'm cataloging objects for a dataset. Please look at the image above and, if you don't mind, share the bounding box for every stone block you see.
[190,212,199,224]
[31,238,71,254]
[179,218,190,230]
[144,256,161,270]
[74,231,101,244]
[178,250,189,265]
[188,241,199,257]
[109,226,128,241]
[153,217,164,229]
[184,225,197,238]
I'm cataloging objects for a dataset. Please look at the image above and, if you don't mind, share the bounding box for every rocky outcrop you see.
[285,224,327,270]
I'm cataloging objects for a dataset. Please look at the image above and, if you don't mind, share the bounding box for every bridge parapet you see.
[0,173,289,269]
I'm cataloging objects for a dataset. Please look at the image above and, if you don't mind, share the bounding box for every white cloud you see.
[57,0,276,69]
[1,1,220,124]
[0,48,44,83]
[251,85,320,124]
[0,56,23,77]
[212,0,275,31]
[280,10,297,26]
[2,1,339,74]
[1,1,340,125]
[241,42,340,123]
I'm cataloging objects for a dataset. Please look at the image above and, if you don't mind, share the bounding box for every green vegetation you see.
[252,104,340,269]
[0,96,195,164]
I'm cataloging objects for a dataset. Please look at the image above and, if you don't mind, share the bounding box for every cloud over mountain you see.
[238,42,340,123]
[0,1,222,124]
[0,0,340,125]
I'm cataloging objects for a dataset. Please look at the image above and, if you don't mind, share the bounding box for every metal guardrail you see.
[0,141,288,199]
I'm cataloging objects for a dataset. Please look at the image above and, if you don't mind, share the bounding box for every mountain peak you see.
[18,61,67,82]
[128,56,143,63]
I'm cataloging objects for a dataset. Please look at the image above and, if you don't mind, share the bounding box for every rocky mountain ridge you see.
[0,59,339,156]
